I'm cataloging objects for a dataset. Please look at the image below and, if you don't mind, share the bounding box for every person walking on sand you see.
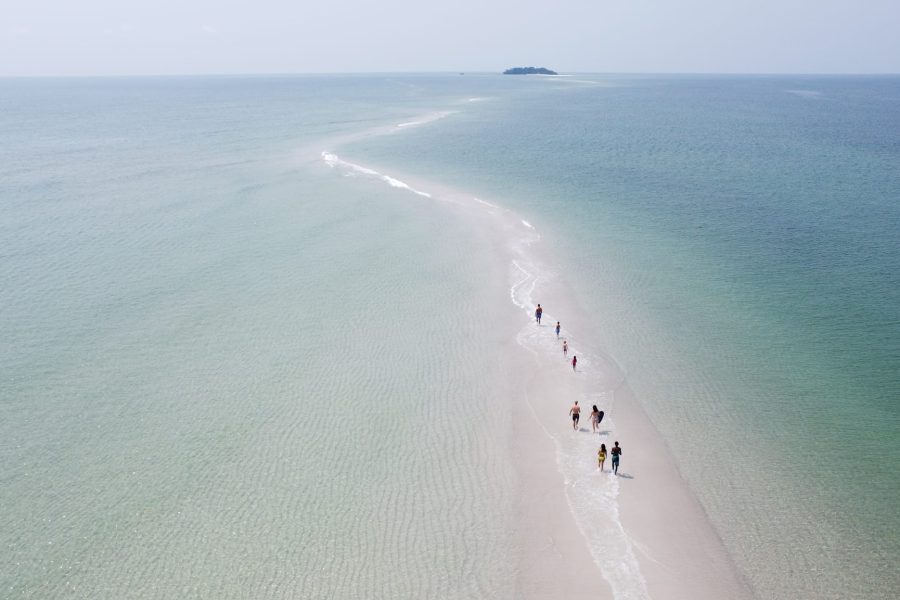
[535,304,543,325]
[589,405,602,433]
[562,340,568,357]
[598,444,607,471]
[611,441,622,475]
[555,321,561,338]
[569,401,581,430]
[572,355,577,371]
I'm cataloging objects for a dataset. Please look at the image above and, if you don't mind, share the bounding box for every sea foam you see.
[322,152,432,198]
[394,110,455,130]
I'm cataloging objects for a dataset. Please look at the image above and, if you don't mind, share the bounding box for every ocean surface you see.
[2,74,899,599]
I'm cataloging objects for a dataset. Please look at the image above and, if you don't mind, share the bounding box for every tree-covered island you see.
[502,67,558,75]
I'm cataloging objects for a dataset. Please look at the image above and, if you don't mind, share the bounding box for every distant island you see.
[503,67,558,75]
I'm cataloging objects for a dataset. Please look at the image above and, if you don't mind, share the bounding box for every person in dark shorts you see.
[562,340,568,357]
[611,441,622,475]
[555,322,561,338]
[535,304,543,324]
[572,355,577,371]
[569,401,581,430]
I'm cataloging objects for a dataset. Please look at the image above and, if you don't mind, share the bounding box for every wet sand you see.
[325,128,753,600]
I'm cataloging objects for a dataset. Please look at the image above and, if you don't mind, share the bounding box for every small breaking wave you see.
[322,151,432,198]
[474,197,498,208]
[394,111,455,130]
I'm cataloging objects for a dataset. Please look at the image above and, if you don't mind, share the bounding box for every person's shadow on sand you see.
[616,472,634,479]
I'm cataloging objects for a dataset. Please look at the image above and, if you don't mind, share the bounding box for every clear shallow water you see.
[0,77,521,598]
[2,75,899,599]
[345,75,900,598]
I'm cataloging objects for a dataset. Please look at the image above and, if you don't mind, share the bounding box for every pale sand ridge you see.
[318,105,754,599]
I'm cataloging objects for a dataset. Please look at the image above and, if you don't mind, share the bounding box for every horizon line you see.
[1,70,899,79]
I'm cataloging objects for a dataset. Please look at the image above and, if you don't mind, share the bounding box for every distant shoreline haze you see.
[4,70,900,79]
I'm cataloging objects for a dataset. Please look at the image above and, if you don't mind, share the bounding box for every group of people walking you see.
[536,304,577,371]
[536,303,624,476]
[597,442,622,475]
[568,401,622,475]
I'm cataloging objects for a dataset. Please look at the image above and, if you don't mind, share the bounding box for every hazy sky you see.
[2,0,899,76]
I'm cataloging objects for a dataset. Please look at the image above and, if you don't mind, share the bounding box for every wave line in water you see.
[474,197,497,208]
[322,152,432,198]
[394,110,455,129]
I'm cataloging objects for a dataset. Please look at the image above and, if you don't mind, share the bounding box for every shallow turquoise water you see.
[347,74,900,598]
[0,76,521,599]
[2,74,898,599]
